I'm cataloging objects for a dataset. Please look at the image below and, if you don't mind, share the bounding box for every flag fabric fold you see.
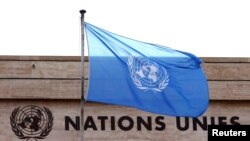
[85,22,209,117]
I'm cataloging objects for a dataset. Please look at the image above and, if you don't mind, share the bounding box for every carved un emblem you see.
[127,55,169,92]
[10,105,53,141]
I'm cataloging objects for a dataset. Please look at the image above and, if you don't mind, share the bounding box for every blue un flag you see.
[85,23,209,117]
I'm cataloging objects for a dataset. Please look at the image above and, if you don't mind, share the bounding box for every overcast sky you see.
[0,0,250,57]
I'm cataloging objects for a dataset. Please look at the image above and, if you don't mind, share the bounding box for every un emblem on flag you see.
[127,55,169,93]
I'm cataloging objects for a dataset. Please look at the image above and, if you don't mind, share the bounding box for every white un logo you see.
[127,55,169,93]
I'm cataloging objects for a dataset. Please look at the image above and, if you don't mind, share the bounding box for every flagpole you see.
[79,9,86,141]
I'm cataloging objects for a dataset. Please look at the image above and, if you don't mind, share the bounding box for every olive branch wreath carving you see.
[10,106,54,141]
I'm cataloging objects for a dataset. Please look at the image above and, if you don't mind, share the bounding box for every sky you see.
[0,0,250,57]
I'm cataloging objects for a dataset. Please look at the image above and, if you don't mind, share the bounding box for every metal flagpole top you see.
[80,9,86,15]
[80,9,86,21]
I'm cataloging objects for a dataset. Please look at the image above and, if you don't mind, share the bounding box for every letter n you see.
[65,116,80,130]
